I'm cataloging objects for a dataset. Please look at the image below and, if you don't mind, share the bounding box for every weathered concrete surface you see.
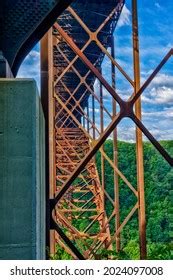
[0,52,13,78]
[0,79,45,259]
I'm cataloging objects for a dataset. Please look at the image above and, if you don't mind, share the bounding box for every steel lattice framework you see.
[41,0,173,260]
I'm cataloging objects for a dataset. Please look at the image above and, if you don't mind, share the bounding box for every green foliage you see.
[95,248,129,260]
[50,245,72,260]
[147,243,172,260]
[53,140,172,260]
[123,240,140,260]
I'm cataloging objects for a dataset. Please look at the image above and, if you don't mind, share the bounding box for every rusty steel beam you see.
[44,1,173,260]
[54,22,124,107]
[53,21,173,166]
[41,32,54,258]
[132,0,147,259]
[111,35,120,253]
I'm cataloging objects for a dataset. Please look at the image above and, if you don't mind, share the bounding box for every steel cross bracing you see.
[55,127,112,258]
[41,0,173,260]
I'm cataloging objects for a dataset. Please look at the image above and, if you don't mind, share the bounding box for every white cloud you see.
[117,5,131,28]
[141,74,173,105]
[150,86,173,104]
[141,105,173,141]
[17,48,40,90]
[144,126,173,141]
[155,2,161,9]
[89,107,100,113]
[26,50,40,60]
[141,44,171,58]
[118,124,135,142]
[153,74,173,87]
[142,86,173,105]
[142,107,173,119]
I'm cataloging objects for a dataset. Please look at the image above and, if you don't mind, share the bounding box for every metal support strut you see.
[41,0,173,260]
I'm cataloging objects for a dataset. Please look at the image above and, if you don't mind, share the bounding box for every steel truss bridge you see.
[40,0,173,260]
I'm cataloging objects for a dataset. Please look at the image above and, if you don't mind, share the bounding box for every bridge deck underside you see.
[46,0,173,260]
[52,0,125,259]
[54,0,123,126]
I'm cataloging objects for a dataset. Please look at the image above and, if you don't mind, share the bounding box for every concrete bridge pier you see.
[0,79,45,259]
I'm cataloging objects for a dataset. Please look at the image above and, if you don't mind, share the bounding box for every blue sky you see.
[17,0,173,142]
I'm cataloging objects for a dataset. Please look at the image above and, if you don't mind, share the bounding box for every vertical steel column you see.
[45,2,173,259]
[87,100,90,133]
[92,92,96,140]
[100,70,105,226]
[132,0,147,259]
[41,29,56,256]
[111,35,120,252]
[41,33,50,258]
[83,116,85,129]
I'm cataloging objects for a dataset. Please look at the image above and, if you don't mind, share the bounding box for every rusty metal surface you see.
[42,0,173,259]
